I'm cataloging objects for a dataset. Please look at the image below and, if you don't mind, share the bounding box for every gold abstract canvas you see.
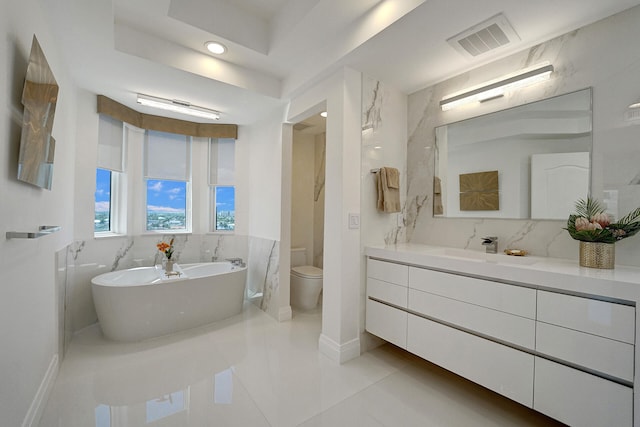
[459,171,499,211]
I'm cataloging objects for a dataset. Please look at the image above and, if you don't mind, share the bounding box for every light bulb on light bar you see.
[440,62,554,111]
[136,94,220,120]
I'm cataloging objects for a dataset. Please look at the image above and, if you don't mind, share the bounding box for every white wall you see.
[0,1,78,425]
[288,67,362,363]
[247,107,287,241]
[245,105,291,320]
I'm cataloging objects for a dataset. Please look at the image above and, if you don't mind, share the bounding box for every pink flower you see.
[574,217,591,231]
[590,213,611,228]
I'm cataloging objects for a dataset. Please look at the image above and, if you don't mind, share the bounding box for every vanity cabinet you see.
[365,253,638,426]
[365,259,408,348]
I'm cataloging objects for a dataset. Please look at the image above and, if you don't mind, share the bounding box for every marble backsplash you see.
[403,6,640,267]
[58,233,282,337]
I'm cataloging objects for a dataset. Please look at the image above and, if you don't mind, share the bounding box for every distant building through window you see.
[94,168,111,232]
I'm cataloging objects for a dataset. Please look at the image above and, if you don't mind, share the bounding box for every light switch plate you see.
[348,213,360,229]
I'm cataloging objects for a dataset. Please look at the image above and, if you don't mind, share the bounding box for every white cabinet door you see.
[409,267,536,319]
[409,288,535,349]
[367,278,408,308]
[534,357,632,427]
[536,321,634,382]
[367,259,408,286]
[407,314,534,407]
[366,299,407,348]
[537,291,635,344]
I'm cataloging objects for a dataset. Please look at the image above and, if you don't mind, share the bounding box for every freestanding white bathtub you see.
[91,262,247,341]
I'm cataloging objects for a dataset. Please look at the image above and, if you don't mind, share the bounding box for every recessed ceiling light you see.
[320,111,327,118]
[205,41,227,55]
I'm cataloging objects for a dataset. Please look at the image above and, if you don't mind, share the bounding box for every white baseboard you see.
[278,305,293,322]
[319,334,361,364]
[22,353,58,427]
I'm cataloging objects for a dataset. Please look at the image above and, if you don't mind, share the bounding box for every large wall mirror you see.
[434,88,592,220]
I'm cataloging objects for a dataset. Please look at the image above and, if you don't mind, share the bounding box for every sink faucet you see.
[481,237,498,254]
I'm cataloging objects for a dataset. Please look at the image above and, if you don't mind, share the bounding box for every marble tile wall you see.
[247,236,280,319]
[313,133,325,268]
[360,75,408,351]
[403,6,640,267]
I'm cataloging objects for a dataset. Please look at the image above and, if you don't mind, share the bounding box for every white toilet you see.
[290,248,323,310]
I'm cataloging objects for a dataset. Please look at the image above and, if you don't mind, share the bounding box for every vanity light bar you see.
[136,94,221,121]
[440,62,554,111]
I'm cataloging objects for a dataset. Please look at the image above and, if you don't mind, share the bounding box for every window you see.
[213,186,235,230]
[146,179,188,230]
[94,169,112,232]
[209,138,235,231]
[95,114,124,234]
[144,130,191,232]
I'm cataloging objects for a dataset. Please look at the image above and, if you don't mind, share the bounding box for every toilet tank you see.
[291,247,307,267]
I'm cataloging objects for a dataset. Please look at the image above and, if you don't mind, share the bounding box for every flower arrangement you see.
[567,198,640,243]
[156,238,174,260]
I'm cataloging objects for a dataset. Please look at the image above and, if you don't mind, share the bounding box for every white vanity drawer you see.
[537,291,635,344]
[536,321,634,382]
[366,299,407,348]
[534,357,632,427]
[409,267,536,319]
[408,289,535,349]
[367,278,408,308]
[367,259,408,286]
[407,314,534,407]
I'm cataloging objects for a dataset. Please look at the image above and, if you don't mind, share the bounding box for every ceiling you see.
[41,0,640,125]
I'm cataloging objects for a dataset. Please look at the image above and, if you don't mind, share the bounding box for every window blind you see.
[97,114,124,172]
[144,130,191,180]
[209,138,235,185]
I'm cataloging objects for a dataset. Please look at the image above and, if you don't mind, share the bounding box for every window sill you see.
[94,232,127,239]
[142,231,193,236]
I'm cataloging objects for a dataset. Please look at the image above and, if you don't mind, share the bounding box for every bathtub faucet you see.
[226,257,245,267]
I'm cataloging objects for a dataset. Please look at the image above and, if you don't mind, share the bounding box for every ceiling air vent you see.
[293,122,312,132]
[447,13,520,58]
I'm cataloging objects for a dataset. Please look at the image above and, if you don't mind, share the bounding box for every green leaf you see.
[573,197,605,219]
[617,206,640,225]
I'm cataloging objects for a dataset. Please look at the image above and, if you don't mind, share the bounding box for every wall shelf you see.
[6,225,61,239]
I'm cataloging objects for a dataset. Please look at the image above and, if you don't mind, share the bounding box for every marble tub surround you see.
[247,236,281,319]
[404,5,640,267]
[59,233,250,336]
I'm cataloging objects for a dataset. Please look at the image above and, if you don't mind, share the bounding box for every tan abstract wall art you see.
[459,170,499,211]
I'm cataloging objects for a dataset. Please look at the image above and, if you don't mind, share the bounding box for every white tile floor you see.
[39,303,564,427]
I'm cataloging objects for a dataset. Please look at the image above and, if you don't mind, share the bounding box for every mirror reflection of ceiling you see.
[434,88,592,220]
[41,0,640,124]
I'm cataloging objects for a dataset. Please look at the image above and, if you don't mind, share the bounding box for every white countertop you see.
[365,244,640,303]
